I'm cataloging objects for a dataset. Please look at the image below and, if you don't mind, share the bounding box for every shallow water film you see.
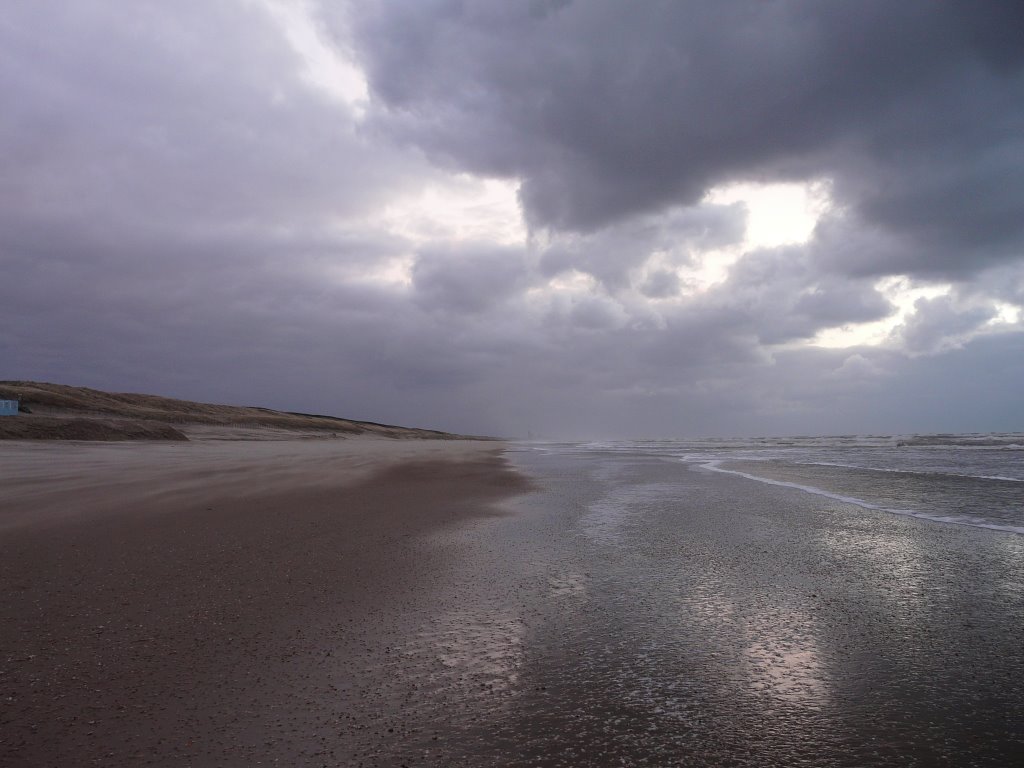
[334,443,1024,766]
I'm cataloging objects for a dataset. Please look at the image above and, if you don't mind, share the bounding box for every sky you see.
[2,0,1023,438]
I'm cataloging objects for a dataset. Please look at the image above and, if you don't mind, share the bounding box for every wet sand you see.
[484,446,1024,767]
[3,439,1023,766]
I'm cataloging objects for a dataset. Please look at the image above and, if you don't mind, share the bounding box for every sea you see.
[568,433,1024,534]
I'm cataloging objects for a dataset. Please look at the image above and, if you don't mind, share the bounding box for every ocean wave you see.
[895,434,1024,449]
[698,461,1024,536]
[577,434,1024,452]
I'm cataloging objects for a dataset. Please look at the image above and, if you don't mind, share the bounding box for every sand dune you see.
[0,381,469,441]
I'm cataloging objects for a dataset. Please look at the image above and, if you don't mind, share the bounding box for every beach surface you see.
[0,438,527,766]
[2,438,1023,766]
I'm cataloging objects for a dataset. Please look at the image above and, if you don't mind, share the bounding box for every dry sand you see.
[0,437,529,766]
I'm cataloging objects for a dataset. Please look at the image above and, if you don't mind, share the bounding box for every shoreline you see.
[0,438,530,766]
[700,459,1024,535]
[4,438,1022,765]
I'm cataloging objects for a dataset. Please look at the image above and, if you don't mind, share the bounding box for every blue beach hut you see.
[0,399,19,416]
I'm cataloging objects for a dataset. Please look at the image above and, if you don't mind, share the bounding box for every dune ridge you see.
[0,381,469,441]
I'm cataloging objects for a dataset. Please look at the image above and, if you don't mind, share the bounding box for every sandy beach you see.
[0,438,528,766]
[3,438,1023,766]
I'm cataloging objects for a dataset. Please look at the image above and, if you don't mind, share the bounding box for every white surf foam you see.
[698,460,1024,536]
[799,461,1024,483]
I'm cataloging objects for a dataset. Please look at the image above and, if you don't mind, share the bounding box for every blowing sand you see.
[0,438,529,766]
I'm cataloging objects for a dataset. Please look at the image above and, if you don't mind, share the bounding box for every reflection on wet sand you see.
[992,534,1024,601]
[492,448,1024,766]
[417,609,526,695]
[681,564,830,715]
[294,446,1024,766]
[741,610,827,704]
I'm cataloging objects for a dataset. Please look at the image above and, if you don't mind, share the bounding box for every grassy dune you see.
[0,381,463,442]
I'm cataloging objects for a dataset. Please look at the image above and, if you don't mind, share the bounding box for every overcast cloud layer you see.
[2,0,1023,437]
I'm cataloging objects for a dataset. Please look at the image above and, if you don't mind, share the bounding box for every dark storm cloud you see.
[345,0,1024,276]
[3,0,1023,437]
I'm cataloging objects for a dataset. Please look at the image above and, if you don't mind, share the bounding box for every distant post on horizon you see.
[0,399,20,416]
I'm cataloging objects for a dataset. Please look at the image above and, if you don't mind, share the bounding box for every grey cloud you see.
[3,0,1024,439]
[713,246,894,344]
[412,243,531,314]
[896,295,998,355]
[538,203,744,291]
[0,0,473,423]
[771,333,1024,435]
[639,270,681,300]
[345,0,1024,278]
[0,0,421,244]
[819,132,1024,279]
[829,354,887,382]
[965,262,1024,308]
[562,295,626,332]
